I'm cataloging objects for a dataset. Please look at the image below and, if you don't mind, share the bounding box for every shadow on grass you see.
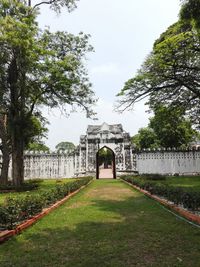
[1,189,200,267]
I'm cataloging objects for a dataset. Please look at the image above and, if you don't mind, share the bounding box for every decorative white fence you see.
[136,150,200,175]
[1,149,200,179]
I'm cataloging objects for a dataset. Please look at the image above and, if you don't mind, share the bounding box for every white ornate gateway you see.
[79,122,134,178]
[22,122,135,179]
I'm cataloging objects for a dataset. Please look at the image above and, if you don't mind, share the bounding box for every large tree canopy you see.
[0,0,96,185]
[180,0,200,29]
[117,1,200,127]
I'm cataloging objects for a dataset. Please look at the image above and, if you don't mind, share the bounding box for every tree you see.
[116,18,200,127]
[149,105,196,148]
[0,112,48,184]
[28,0,79,12]
[25,115,49,152]
[0,1,96,186]
[0,113,10,185]
[131,127,159,150]
[27,142,50,152]
[180,0,200,29]
[55,141,75,153]
[131,105,197,149]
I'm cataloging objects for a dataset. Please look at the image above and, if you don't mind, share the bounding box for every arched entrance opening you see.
[96,146,116,179]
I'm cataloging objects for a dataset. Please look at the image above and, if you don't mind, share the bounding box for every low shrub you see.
[0,181,39,192]
[20,195,44,219]
[141,174,167,181]
[0,176,93,230]
[26,179,44,185]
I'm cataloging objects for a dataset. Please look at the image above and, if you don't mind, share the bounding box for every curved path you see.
[1,179,200,267]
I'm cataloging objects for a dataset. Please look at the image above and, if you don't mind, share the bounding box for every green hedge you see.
[0,181,39,192]
[0,177,93,230]
[121,176,200,211]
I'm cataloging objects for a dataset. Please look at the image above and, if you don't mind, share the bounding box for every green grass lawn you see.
[162,176,200,191]
[128,175,200,192]
[0,179,200,267]
[0,178,76,204]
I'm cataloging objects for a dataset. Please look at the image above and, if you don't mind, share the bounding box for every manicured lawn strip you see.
[121,175,200,211]
[162,176,200,191]
[0,179,200,267]
[132,175,200,192]
[122,178,200,225]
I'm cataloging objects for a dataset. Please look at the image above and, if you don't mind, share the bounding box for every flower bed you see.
[0,177,93,230]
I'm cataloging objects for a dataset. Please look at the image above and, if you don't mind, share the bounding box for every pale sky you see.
[37,0,181,150]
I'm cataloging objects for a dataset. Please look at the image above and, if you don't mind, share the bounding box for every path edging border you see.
[121,179,200,225]
[0,180,93,244]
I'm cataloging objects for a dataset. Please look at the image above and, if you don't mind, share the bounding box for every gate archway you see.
[96,146,116,179]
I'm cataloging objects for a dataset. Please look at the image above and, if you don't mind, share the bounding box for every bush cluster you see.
[0,177,93,230]
[121,176,200,211]
[140,173,167,181]
[0,180,41,192]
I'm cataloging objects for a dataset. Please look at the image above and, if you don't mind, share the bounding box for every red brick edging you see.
[0,180,93,244]
[122,179,200,225]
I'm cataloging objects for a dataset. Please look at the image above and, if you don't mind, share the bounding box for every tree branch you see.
[32,0,56,10]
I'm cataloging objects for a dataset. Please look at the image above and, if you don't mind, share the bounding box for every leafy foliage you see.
[131,127,159,149]
[117,17,200,127]
[27,142,50,152]
[180,0,200,29]
[55,141,75,153]
[98,147,113,167]
[30,0,79,13]
[0,0,96,185]
[149,105,197,148]
[131,105,197,149]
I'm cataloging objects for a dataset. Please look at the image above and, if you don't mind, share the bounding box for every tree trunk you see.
[0,114,10,185]
[12,145,24,186]
[11,111,25,186]
[9,55,25,187]
[0,150,10,185]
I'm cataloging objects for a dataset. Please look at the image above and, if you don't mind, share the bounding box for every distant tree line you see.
[131,105,199,150]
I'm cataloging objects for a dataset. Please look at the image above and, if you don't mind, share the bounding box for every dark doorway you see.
[96,146,116,179]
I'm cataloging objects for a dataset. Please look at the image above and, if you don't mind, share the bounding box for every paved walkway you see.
[99,168,113,178]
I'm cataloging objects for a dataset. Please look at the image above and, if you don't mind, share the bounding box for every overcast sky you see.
[37,0,181,150]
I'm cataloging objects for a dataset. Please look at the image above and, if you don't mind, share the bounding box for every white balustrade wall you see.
[0,152,80,180]
[24,153,78,179]
[1,150,200,179]
[136,150,200,175]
